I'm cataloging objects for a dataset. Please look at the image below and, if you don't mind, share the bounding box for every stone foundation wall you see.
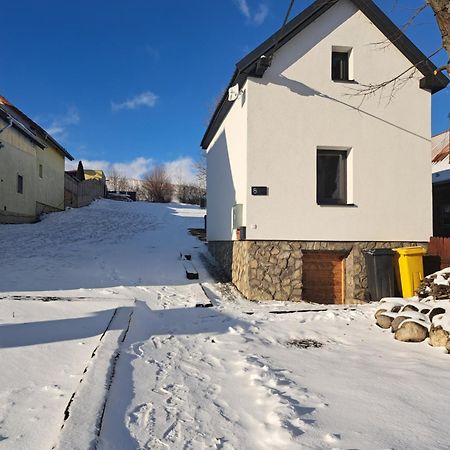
[233,241,303,301]
[209,240,427,303]
[207,241,233,280]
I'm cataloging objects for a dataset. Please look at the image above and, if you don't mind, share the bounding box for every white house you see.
[201,0,448,304]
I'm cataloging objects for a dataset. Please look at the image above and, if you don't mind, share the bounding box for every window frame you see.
[17,174,23,194]
[331,46,354,82]
[316,149,348,205]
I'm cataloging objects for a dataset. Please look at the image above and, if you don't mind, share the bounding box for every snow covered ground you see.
[1,200,450,450]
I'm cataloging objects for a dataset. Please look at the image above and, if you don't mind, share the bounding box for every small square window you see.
[332,51,349,81]
[39,164,43,178]
[317,150,347,205]
[17,175,23,194]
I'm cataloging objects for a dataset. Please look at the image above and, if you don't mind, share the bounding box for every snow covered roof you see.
[84,170,106,181]
[201,0,449,149]
[431,130,449,174]
[0,95,74,160]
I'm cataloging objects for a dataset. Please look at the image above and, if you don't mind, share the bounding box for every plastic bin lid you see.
[392,246,426,256]
[364,248,395,256]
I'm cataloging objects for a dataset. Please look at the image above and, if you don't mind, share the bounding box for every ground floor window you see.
[317,149,348,205]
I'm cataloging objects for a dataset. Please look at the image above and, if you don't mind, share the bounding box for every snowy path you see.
[1,200,450,449]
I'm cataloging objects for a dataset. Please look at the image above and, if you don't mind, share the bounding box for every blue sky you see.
[1,0,448,179]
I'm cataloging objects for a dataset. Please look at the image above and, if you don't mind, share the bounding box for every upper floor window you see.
[332,46,353,82]
[17,174,23,194]
[39,164,43,178]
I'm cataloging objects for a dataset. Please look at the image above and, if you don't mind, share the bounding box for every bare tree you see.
[142,166,174,203]
[195,149,207,191]
[353,1,449,99]
[177,184,204,204]
[108,168,129,192]
[428,0,450,75]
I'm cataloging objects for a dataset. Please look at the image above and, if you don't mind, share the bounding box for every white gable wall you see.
[206,82,248,241]
[244,0,431,242]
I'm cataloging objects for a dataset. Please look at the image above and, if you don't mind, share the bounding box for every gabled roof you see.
[0,95,74,160]
[201,0,449,149]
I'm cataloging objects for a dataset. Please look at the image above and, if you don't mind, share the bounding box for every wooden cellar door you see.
[302,251,345,304]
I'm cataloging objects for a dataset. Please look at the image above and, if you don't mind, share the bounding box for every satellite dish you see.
[228,84,240,101]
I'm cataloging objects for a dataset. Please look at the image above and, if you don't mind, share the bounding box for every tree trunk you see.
[428,0,450,74]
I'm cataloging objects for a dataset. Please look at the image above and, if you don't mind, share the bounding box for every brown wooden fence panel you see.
[428,237,450,269]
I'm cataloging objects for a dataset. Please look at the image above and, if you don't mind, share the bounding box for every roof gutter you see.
[0,116,12,135]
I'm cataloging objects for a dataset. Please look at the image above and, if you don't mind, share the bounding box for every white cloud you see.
[44,106,80,139]
[113,157,154,179]
[66,156,198,184]
[234,0,251,18]
[163,157,197,184]
[111,91,158,112]
[233,0,268,25]
[66,157,154,179]
[253,3,269,25]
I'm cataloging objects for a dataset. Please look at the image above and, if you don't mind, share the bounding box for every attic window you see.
[332,46,353,82]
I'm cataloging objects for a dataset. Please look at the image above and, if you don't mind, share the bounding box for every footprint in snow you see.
[324,432,342,443]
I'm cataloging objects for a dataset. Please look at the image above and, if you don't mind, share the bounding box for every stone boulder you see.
[429,324,449,347]
[402,304,419,312]
[395,321,428,343]
[376,314,394,329]
[429,307,446,321]
[391,316,409,333]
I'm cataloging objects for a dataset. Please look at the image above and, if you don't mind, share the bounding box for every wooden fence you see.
[428,237,450,270]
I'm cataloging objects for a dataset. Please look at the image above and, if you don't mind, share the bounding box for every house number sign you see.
[251,186,268,196]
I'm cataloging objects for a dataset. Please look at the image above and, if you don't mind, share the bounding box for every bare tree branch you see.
[428,0,450,75]
[141,166,174,203]
[350,46,444,100]
[371,2,429,49]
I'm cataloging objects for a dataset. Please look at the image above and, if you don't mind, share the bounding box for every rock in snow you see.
[395,320,429,342]
[429,324,449,347]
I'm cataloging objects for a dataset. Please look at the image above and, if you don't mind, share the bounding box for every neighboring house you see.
[202,0,448,304]
[84,169,107,184]
[432,130,450,237]
[0,96,74,223]
[432,129,450,173]
[64,162,107,208]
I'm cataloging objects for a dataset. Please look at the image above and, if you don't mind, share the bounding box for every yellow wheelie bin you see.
[393,246,426,298]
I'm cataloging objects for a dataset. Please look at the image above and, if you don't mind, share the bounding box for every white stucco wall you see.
[243,0,432,242]
[0,119,66,222]
[206,82,248,241]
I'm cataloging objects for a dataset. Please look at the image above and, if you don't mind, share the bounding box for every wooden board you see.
[183,261,199,280]
[302,251,345,304]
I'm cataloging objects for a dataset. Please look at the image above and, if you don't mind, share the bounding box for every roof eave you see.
[420,74,449,94]
[201,0,449,150]
[44,134,74,160]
